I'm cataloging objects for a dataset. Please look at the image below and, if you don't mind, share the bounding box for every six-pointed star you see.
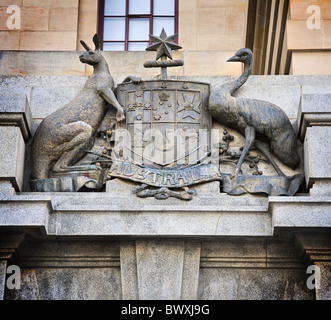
[146,28,182,60]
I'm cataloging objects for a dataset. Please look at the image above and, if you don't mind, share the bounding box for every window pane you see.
[103,18,125,41]
[129,18,149,41]
[153,17,174,36]
[128,42,149,51]
[129,0,150,14]
[153,0,174,15]
[103,42,125,51]
[104,0,126,16]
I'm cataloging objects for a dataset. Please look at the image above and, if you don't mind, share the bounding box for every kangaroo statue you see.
[31,34,132,181]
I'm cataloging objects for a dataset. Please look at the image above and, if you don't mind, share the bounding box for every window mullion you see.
[100,0,178,51]
[149,0,153,45]
[125,0,129,51]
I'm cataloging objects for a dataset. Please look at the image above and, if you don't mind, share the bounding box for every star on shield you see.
[146,28,182,60]
[177,93,201,120]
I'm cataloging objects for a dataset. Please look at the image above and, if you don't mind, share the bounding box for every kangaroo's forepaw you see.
[52,164,102,173]
[86,164,102,171]
[116,112,125,122]
[132,77,141,84]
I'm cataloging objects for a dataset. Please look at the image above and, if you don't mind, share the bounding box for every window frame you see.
[98,0,179,51]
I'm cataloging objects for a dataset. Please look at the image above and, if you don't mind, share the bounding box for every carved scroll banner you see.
[108,161,221,188]
[222,173,304,196]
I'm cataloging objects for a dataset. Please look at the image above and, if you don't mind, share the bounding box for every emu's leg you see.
[233,125,255,178]
[255,140,286,176]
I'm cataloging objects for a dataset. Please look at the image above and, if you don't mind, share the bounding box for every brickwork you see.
[0,1,331,75]
[0,0,79,50]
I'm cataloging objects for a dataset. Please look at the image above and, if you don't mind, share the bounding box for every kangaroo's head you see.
[79,34,104,66]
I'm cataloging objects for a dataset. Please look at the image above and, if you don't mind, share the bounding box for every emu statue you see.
[31,34,135,181]
[209,48,300,178]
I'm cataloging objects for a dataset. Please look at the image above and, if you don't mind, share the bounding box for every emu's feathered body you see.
[209,48,300,176]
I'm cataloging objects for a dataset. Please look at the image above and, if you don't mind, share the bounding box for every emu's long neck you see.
[229,60,252,96]
[93,58,110,74]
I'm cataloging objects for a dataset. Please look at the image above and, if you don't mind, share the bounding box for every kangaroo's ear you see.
[80,40,92,52]
[93,34,100,51]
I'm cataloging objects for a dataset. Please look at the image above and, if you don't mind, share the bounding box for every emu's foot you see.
[231,169,241,180]
[231,172,238,180]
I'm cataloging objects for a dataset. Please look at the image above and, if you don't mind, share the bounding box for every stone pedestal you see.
[298,93,331,194]
[0,94,32,192]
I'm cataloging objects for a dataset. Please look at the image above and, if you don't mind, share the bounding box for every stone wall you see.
[2,238,314,300]
[1,0,331,76]
[0,74,331,300]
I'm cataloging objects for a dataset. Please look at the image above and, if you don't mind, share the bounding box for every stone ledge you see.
[298,94,331,140]
[0,192,270,237]
[0,192,330,238]
[269,196,331,235]
[0,93,32,141]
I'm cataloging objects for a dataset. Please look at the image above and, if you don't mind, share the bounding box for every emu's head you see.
[227,48,253,65]
[79,34,104,66]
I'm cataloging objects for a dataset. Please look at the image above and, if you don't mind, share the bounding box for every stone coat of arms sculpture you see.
[30,32,303,199]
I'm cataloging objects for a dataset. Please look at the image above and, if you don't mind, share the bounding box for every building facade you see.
[0,0,330,301]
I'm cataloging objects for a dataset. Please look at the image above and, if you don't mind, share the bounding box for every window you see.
[98,0,178,51]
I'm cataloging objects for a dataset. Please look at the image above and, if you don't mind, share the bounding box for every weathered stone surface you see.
[0,127,25,191]
[304,127,331,188]
[295,233,331,300]
[298,94,331,139]
[5,268,40,300]
[0,75,327,125]
[136,240,185,300]
[270,196,331,232]
[3,190,331,238]
[30,86,82,118]
[78,268,122,300]
[0,181,15,196]
[198,268,313,300]
[0,93,32,141]
[4,239,123,300]
[35,268,84,300]
[120,242,139,300]
[198,240,313,300]
[0,261,6,300]
[120,240,201,300]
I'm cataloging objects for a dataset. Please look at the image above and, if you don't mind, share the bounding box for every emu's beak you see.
[227,55,240,62]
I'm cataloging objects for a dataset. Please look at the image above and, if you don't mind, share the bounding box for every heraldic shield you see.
[107,80,221,199]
